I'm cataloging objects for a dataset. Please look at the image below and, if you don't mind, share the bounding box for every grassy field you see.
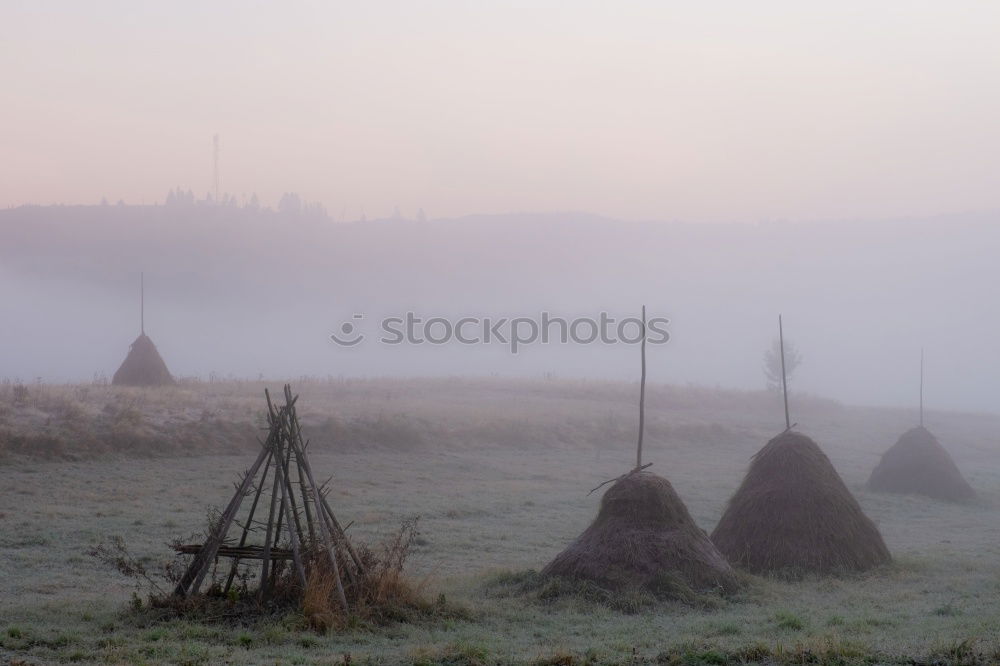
[2,378,1000,665]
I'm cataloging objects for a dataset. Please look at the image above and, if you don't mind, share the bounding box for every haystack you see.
[112,333,175,386]
[867,426,976,502]
[711,431,891,575]
[542,471,739,594]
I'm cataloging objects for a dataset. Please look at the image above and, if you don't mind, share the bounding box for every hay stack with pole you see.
[542,306,740,596]
[867,351,976,502]
[710,315,891,575]
[711,429,892,574]
[112,273,175,386]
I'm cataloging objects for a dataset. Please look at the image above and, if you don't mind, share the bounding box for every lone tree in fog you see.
[763,337,802,392]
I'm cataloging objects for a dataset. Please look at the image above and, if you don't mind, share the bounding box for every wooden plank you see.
[176,544,295,560]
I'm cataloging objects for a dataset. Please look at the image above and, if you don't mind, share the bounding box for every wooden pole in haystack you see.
[636,305,647,470]
[586,307,653,496]
[778,314,791,431]
[919,347,924,427]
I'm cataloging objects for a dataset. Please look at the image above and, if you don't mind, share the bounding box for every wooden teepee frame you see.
[173,385,364,611]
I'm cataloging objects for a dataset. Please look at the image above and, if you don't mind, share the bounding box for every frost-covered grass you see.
[2,378,1000,664]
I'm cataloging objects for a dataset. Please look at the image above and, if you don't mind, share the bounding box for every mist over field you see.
[6,3,1000,664]
[4,3,1000,412]
[2,203,999,412]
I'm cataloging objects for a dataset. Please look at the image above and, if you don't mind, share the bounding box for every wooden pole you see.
[779,314,790,430]
[175,442,270,596]
[276,421,305,549]
[284,385,349,613]
[269,427,307,590]
[258,436,283,597]
[258,391,284,597]
[285,385,365,574]
[223,448,273,594]
[315,486,364,575]
[920,347,924,427]
[636,305,647,470]
[294,451,317,547]
[275,400,308,546]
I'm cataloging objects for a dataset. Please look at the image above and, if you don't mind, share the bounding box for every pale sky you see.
[3,1,1000,221]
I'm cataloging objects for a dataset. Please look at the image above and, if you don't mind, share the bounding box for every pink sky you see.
[3,1,1000,221]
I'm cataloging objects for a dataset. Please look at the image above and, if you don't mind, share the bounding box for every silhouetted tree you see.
[278,192,303,216]
[763,337,802,392]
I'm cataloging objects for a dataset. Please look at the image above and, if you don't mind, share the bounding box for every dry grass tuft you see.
[92,518,462,633]
[302,566,337,632]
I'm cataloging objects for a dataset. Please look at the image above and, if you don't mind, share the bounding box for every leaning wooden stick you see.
[175,441,270,597]
[778,314,791,431]
[268,427,307,590]
[589,462,653,496]
[258,430,284,597]
[283,385,349,613]
[223,448,274,594]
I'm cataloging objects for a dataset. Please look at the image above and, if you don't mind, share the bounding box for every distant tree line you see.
[159,188,435,222]
[163,187,328,219]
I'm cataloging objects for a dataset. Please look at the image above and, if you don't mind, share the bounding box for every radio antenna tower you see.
[213,134,220,202]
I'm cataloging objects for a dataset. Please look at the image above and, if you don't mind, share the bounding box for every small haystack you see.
[711,431,891,575]
[542,471,739,594]
[867,426,976,503]
[112,333,175,386]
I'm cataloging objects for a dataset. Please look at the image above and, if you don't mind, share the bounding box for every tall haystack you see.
[112,273,175,387]
[112,333,175,386]
[711,431,891,575]
[867,426,976,502]
[542,471,739,594]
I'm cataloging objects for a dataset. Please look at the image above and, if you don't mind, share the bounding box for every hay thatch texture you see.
[542,471,739,594]
[867,426,976,503]
[711,431,891,575]
[112,334,175,386]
